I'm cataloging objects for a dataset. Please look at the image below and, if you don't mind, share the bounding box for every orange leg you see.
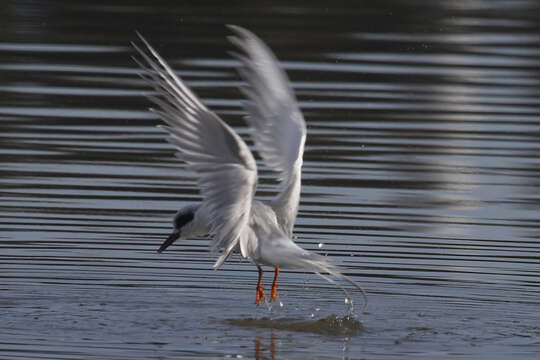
[255,266,267,305]
[270,267,280,302]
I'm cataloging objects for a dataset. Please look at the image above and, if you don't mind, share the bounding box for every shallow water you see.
[1,1,540,359]
[228,315,364,336]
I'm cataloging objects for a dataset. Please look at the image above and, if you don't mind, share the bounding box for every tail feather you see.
[261,238,368,311]
[296,252,368,312]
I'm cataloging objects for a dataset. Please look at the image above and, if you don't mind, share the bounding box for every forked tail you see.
[297,252,368,313]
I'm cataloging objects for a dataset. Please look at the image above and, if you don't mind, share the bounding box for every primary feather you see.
[227,25,306,237]
[133,34,257,268]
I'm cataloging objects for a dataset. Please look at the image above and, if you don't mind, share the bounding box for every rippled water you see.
[1,1,540,359]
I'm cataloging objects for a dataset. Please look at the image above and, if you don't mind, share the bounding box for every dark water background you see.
[1,1,539,359]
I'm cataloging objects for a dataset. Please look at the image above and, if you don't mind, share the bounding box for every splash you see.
[314,271,366,316]
[227,315,364,336]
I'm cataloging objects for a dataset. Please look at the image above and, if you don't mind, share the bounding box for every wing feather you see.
[133,33,257,268]
[227,25,307,234]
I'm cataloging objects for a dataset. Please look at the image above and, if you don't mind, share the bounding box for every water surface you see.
[1,1,539,359]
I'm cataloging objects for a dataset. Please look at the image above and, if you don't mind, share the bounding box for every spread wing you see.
[133,33,257,269]
[227,25,306,235]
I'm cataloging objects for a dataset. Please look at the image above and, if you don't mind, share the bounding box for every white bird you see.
[133,25,367,309]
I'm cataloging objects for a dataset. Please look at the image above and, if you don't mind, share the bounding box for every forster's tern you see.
[133,25,366,309]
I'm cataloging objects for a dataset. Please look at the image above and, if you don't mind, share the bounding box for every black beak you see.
[158,230,180,253]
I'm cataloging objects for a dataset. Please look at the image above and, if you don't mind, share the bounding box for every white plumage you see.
[133,25,366,309]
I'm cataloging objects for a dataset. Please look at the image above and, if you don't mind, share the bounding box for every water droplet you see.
[318,242,324,248]
[344,298,349,304]
[310,313,315,318]
[279,301,284,308]
[315,307,320,312]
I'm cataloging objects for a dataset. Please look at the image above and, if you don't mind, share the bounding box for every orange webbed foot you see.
[256,285,267,306]
[255,266,267,306]
[270,287,277,302]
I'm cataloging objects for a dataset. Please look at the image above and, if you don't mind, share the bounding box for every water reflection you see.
[250,325,354,360]
[2,0,540,359]
[254,332,277,360]
[228,315,363,336]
